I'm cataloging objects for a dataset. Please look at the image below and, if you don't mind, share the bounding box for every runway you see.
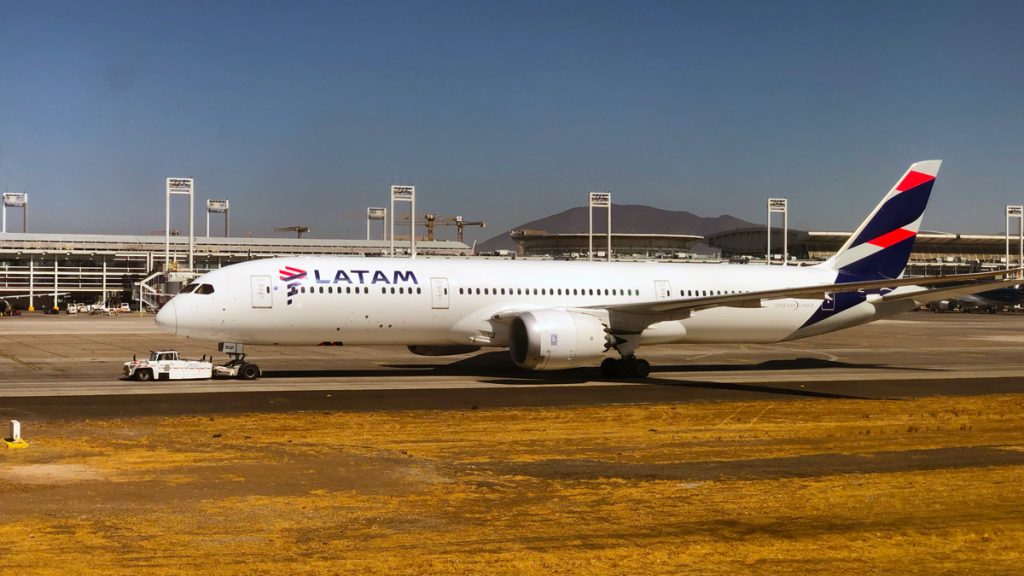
[1,312,1023,414]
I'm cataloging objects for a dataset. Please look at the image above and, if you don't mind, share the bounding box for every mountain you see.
[476,204,755,253]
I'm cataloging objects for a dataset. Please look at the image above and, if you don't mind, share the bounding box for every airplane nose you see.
[155,300,177,335]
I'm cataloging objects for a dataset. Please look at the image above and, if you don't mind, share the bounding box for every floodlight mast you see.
[390,186,415,258]
[367,207,387,240]
[2,192,28,233]
[1005,205,1023,278]
[767,198,789,266]
[588,192,611,261]
[206,199,230,237]
[165,178,195,271]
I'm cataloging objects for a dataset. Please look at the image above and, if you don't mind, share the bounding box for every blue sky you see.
[2,1,1023,241]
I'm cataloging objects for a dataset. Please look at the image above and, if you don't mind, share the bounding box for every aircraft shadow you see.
[649,357,945,373]
[264,352,899,399]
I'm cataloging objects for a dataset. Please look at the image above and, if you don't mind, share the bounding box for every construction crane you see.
[444,215,485,244]
[274,225,310,238]
[396,213,486,242]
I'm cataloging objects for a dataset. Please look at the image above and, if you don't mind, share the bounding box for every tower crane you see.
[396,213,486,242]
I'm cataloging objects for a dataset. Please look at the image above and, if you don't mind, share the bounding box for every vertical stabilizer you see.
[821,160,941,280]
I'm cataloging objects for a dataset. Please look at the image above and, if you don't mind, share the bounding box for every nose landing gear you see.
[216,342,261,380]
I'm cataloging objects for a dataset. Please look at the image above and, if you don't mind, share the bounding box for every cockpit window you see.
[195,284,215,295]
[180,283,199,294]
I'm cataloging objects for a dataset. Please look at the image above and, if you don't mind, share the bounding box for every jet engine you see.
[509,309,610,370]
[0,299,10,316]
[407,345,481,356]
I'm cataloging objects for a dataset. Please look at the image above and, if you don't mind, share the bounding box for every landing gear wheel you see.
[633,358,651,378]
[616,357,634,378]
[602,356,651,378]
[238,363,261,380]
[600,358,618,377]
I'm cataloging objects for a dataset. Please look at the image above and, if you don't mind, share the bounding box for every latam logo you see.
[278,266,419,305]
[312,269,418,285]
[279,266,307,305]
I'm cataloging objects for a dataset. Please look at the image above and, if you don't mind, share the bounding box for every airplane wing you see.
[880,278,1023,305]
[591,268,1022,333]
[488,269,1021,334]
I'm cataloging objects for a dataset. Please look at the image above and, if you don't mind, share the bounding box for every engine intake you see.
[509,310,609,370]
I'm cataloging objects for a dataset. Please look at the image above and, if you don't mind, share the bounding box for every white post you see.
[367,207,386,241]
[166,178,194,272]
[767,198,788,265]
[783,205,789,266]
[589,192,611,261]
[101,257,107,305]
[28,256,34,311]
[390,187,415,258]
[53,258,59,310]
[188,187,194,271]
[1006,206,1023,275]
[206,210,210,237]
[2,192,29,234]
[9,420,20,441]
[165,185,171,271]
[588,199,593,261]
[607,199,612,262]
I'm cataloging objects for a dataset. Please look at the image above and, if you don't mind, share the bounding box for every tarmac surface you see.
[1,311,1023,417]
[4,311,1024,574]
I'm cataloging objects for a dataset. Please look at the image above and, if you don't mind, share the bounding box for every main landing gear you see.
[600,356,651,378]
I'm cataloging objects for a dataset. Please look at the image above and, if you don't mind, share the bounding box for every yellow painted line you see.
[0,351,40,370]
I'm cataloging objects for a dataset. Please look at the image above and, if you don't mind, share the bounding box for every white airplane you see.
[155,160,1019,378]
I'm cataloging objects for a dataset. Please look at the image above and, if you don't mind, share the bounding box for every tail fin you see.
[821,160,941,280]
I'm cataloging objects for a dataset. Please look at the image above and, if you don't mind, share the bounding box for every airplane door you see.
[251,275,273,309]
[430,277,450,309]
[654,280,672,301]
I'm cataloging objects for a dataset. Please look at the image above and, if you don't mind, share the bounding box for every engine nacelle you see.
[407,345,481,356]
[509,310,609,370]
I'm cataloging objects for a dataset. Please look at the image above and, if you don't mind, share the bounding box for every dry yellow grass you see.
[2,394,1024,574]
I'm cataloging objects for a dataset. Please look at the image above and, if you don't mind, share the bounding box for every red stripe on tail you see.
[896,171,934,192]
[867,227,916,248]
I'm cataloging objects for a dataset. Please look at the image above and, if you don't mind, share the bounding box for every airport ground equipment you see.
[4,420,28,449]
[123,350,260,381]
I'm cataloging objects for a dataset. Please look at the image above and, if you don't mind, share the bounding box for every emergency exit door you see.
[251,275,273,308]
[654,280,672,301]
[430,277,450,309]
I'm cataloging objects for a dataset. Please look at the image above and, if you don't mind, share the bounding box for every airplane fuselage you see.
[158,255,917,349]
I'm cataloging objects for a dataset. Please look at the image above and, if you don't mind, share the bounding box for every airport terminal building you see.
[706,227,1016,275]
[2,225,1018,311]
[0,232,470,310]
